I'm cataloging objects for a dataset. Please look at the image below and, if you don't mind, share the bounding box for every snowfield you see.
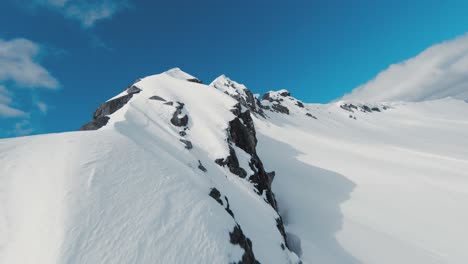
[1,68,468,264]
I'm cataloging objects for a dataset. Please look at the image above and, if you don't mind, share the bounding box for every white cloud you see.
[12,120,34,136]
[342,33,468,102]
[0,85,27,118]
[36,101,48,114]
[0,38,59,89]
[37,0,128,27]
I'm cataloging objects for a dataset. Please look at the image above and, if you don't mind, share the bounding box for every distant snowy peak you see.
[164,67,202,83]
[260,89,316,119]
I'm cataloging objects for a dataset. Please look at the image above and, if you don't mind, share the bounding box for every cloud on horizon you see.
[0,38,59,136]
[35,0,129,27]
[342,33,468,102]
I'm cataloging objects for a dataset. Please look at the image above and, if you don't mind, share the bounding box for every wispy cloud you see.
[36,0,129,27]
[342,33,468,102]
[0,38,59,136]
[0,86,27,118]
[0,38,59,89]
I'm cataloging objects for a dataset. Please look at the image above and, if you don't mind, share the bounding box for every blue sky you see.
[1,0,468,138]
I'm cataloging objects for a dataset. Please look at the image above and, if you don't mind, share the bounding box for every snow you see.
[256,97,468,264]
[0,69,297,264]
[1,67,468,263]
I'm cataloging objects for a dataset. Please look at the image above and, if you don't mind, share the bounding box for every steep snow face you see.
[255,97,468,264]
[0,69,298,264]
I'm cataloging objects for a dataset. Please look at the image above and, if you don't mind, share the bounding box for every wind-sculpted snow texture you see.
[0,68,299,264]
[1,68,468,264]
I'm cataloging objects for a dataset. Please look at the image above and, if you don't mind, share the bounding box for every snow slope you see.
[0,69,298,264]
[256,96,468,264]
[1,68,468,264]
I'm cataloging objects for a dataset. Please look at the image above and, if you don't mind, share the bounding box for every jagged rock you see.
[296,101,304,108]
[371,107,381,112]
[179,131,187,136]
[361,105,372,113]
[305,113,317,119]
[228,110,257,155]
[272,104,289,115]
[187,78,203,84]
[279,90,291,97]
[149,95,166,101]
[209,188,223,205]
[211,76,265,117]
[179,139,192,149]
[164,101,174,106]
[224,196,234,218]
[126,85,141,94]
[171,102,189,127]
[198,160,207,172]
[80,93,135,131]
[340,104,357,113]
[229,225,259,264]
[276,217,289,248]
[80,116,110,131]
[215,147,248,178]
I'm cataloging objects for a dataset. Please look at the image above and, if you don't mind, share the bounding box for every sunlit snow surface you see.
[1,68,468,263]
[257,97,468,264]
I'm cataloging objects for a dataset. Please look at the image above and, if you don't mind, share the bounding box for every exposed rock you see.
[209,188,223,205]
[224,196,234,218]
[187,78,203,84]
[272,104,290,115]
[164,101,174,106]
[126,85,141,94]
[179,139,193,150]
[215,147,248,178]
[211,76,265,117]
[305,113,317,119]
[229,225,259,264]
[371,107,381,112]
[149,95,166,101]
[198,160,207,172]
[80,93,135,131]
[170,102,189,127]
[361,105,372,113]
[340,103,357,113]
[179,131,187,137]
[80,116,110,131]
[279,90,291,97]
[296,101,304,108]
[276,217,289,248]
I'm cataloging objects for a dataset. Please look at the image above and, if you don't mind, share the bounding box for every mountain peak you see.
[164,67,202,83]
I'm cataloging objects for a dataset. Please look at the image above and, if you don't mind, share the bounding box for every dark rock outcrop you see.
[179,139,193,150]
[198,160,207,172]
[80,93,136,131]
[187,78,203,84]
[149,95,166,101]
[306,113,317,119]
[230,225,260,264]
[272,104,290,115]
[215,146,248,178]
[170,102,189,127]
[126,85,141,94]
[209,188,223,205]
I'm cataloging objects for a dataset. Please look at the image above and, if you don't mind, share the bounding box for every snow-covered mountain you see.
[1,68,468,264]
